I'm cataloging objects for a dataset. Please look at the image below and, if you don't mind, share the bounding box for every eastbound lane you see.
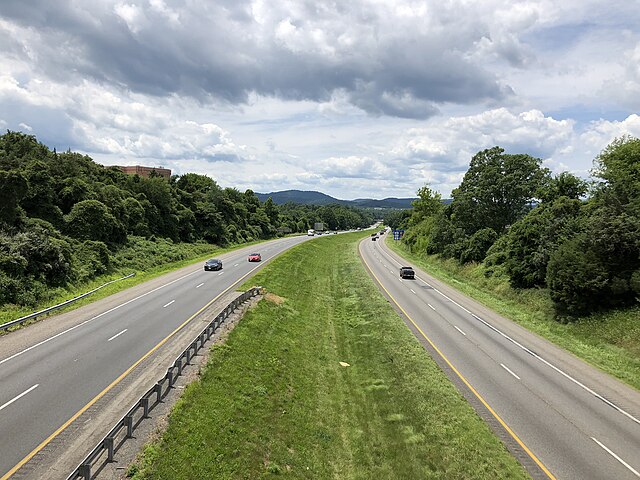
[361,236,640,480]
[0,235,310,478]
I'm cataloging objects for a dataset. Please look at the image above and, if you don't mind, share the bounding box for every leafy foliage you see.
[402,139,640,318]
[0,131,373,307]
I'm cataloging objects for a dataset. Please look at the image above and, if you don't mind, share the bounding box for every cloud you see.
[0,0,512,119]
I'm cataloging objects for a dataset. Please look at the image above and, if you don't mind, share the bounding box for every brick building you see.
[116,165,172,180]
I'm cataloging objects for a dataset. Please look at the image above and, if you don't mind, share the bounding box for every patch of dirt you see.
[264,292,285,305]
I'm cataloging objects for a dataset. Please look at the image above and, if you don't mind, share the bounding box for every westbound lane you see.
[0,235,311,479]
[360,236,640,480]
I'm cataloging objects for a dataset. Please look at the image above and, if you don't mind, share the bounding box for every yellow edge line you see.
[360,242,557,480]
[2,265,262,480]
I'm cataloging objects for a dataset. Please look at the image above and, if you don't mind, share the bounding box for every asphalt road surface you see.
[0,235,311,479]
[361,235,640,480]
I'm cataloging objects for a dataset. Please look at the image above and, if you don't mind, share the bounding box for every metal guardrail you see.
[0,273,137,332]
[66,286,263,480]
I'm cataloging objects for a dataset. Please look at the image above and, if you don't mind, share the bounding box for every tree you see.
[450,146,549,235]
[409,185,442,226]
[64,200,118,243]
[0,170,28,226]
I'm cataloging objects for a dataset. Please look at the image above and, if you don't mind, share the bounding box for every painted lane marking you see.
[234,264,239,267]
[107,329,127,342]
[218,272,224,276]
[0,385,39,412]
[375,240,640,427]
[410,289,416,294]
[0,269,201,367]
[592,437,640,477]
[195,283,204,289]
[1,250,274,480]
[454,325,467,336]
[501,363,521,380]
[427,303,436,311]
[359,243,556,480]
[163,300,175,308]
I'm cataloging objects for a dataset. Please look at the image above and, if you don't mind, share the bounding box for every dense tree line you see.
[389,139,640,318]
[0,131,373,307]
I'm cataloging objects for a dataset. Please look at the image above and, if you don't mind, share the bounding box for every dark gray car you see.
[204,259,223,271]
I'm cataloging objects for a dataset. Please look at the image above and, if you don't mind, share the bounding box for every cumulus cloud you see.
[1,0,639,199]
[0,0,513,118]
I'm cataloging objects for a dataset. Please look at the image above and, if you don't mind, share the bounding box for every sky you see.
[1,1,639,200]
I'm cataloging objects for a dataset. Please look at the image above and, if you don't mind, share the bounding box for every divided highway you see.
[361,236,640,480]
[0,235,311,479]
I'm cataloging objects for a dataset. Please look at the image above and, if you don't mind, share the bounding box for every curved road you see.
[0,235,311,479]
[361,235,640,480]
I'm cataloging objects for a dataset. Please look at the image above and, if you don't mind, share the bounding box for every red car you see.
[248,253,261,262]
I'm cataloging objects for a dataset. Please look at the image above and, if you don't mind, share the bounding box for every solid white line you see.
[501,363,521,380]
[0,385,39,412]
[0,269,202,367]
[107,329,127,342]
[427,303,436,310]
[195,283,204,288]
[454,325,467,336]
[163,300,175,308]
[410,289,416,294]
[592,437,640,477]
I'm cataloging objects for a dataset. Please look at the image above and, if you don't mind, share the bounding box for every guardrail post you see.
[142,397,150,418]
[168,367,175,388]
[125,415,133,438]
[155,382,162,403]
[105,436,114,462]
[80,463,91,480]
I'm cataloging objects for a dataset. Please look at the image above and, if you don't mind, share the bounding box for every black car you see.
[400,266,415,279]
[204,259,223,271]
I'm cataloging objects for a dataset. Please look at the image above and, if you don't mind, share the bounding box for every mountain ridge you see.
[255,189,416,209]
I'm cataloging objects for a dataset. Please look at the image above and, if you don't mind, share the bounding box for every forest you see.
[385,138,640,319]
[0,131,374,307]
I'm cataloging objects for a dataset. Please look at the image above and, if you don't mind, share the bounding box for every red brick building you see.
[116,165,172,180]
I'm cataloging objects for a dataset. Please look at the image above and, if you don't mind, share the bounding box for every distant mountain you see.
[256,189,417,209]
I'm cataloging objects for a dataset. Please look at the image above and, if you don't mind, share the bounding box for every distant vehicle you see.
[307,229,315,236]
[248,253,262,262]
[204,259,222,271]
[400,266,415,279]
[371,233,377,237]
[372,236,377,241]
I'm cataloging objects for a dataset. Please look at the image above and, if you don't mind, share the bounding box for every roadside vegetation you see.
[384,137,640,390]
[128,231,530,480]
[0,131,373,312]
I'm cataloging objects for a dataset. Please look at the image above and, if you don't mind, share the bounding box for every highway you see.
[0,235,311,479]
[361,235,640,480]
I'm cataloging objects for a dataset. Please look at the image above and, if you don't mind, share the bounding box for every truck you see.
[307,229,315,236]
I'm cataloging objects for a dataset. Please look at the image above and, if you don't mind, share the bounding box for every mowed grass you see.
[386,238,640,392]
[129,231,529,480]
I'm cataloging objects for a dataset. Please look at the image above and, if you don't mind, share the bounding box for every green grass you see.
[0,237,270,330]
[129,231,530,480]
[386,238,640,391]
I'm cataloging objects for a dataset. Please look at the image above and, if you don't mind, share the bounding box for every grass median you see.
[129,231,529,479]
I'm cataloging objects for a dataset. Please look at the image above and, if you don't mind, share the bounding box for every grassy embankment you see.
[386,237,640,391]
[0,236,269,329]
[129,231,530,480]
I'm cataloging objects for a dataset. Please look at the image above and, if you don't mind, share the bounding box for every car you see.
[204,258,223,271]
[371,236,377,241]
[248,253,261,262]
[400,266,415,279]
